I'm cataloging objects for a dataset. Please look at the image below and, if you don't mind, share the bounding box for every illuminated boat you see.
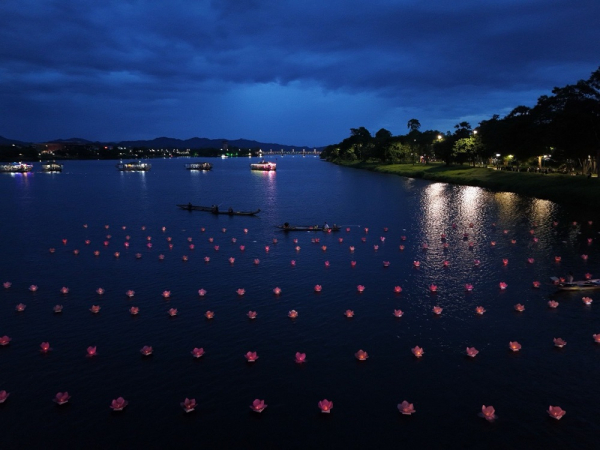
[0,162,33,173]
[176,204,260,215]
[116,161,151,171]
[275,224,341,232]
[250,160,276,171]
[185,162,212,170]
[550,277,600,291]
[41,161,63,172]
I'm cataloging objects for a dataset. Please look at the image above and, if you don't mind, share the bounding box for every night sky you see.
[1,0,599,146]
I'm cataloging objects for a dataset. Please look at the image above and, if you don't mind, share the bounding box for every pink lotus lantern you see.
[198,289,207,297]
[15,303,26,312]
[583,296,593,305]
[344,310,354,318]
[168,308,178,317]
[383,261,390,267]
[393,309,404,318]
[533,237,539,243]
[509,341,521,352]
[585,273,593,280]
[553,337,567,348]
[204,256,210,263]
[593,334,600,343]
[373,244,379,251]
[324,261,330,267]
[49,248,56,253]
[288,309,299,319]
[189,244,194,250]
[40,342,51,353]
[397,401,415,415]
[208,237,214,243]
[96,287,105,295]
[499,282,508,290]
[90,305,101,314]
[355,349,368,360]
[548,406,566,420]
[588,238,593,245]
[490,241,496,246]
[338,238,344,243]
[126,290,135,298]
[475,306,486,315]
[429,284,438,293]
[60,287,69,294]
[399,245,405,250]
[110,397,128,411]
[351,261,357,267]
[554,256,561,262]
[473,259,480,266]
[236,288,245,296]
[394,286,402,293]
[114,251,121,258]
[364,227,369,234]
[465,284,474,292]
[247,311,257,319]
[191,348,205,358]
[239,245,245,251]
[432,306,443,315]
[349,246,355,252]
[582,254,589,260]
[0,336,12,346]
[442,260,450,268]
[401,235,407,241]
[548,300,559,308]
[314,285,322,292]
[295,246,301,251]
[181,398,197,413]
[73,249,80,255]
[291,260,296,266]
[481,405,496,422]
[0,391,9,403]
[411,346,424,358]
[86,346,97,357]
[213,245,219,251]
[162,290,171,298]
[245,351,258,362]
[272,238,277,244]
[532,281,541,288]
[413,261,420,268]
[254,258,260,265]
[182,255,188,261]
[357,285,365,293]
[140,346,153,356]
[502,258,509,266]
[466,347,479,357]
[136,253,142,258]
[514,303,525,312]
[228,257,235,264]
[84,239,90,244]
[318,399,333,413]
[2,281,11,289]
[244,228,248,234]
[54,392,71,405]
[422,243,428,250]
[129,306,139,315]
[295,352,307,363]
[250,399,267,413]
[321,245,327,251]
[273,287,282,295]
[293,238,298,244]
[264,246,270,252]
[53,305,63,313]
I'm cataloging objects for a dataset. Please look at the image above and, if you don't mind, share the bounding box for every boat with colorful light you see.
[116,161,151,171]
[550,277,600,291]
[0,162,34,173]
[250,160,276,171]
[276,224,341,232]
[185,162,212,170]
[176,204,260,215]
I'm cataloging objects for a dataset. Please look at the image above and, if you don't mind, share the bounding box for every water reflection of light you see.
[420,183,450,242]
[458,186,484,221]
[530,198,554,224]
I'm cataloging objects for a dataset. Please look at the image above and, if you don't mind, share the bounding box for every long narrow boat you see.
[42,161,63,172]
[185,162,212,170]
[550,277,600,291]
[176,204,260,216]
[275,224,341,232]
[116,161,151,171]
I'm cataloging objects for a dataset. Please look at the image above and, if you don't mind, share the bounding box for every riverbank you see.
[332,160,600,209]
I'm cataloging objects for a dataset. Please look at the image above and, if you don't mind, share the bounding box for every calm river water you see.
[1,157,599,449]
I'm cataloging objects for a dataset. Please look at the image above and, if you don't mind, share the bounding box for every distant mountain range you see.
[0,135,323,151]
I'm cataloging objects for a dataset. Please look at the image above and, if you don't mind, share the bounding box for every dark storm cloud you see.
[1,0,599,144]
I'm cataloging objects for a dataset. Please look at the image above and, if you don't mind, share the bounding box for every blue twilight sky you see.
[1,0,599,147]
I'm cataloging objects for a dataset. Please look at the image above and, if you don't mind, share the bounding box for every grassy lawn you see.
[334,160,600,209]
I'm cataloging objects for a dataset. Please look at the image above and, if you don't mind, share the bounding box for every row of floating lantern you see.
[0,389,568,420]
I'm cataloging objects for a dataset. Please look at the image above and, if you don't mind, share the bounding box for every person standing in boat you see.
[567,271,574,284]
[323,222,330,230]
[187,202,192,211]
[212,205,219,214]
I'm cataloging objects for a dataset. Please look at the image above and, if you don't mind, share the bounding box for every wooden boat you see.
[185,162,212,170]
[550,277,600,291]
[276,224,341,232]
[0,162,33,173]
[250,160,276,171]
[41,161,63,172]
[116,161,151,171]
[176,204,260,216]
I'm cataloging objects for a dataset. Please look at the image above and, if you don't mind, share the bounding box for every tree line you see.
[321,66,600,174]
